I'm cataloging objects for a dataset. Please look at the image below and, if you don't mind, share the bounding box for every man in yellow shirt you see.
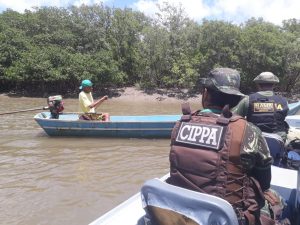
[78,79,109,121]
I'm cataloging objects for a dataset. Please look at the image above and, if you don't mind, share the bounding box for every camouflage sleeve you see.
[240,122,273,170]
[232,96,249,117]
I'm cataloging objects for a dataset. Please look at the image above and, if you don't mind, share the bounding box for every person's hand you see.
[103,95,108,100]
[264,190,279,206]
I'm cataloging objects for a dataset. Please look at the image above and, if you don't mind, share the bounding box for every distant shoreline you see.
[0,87,202,103]
[107,87,202,102]
[2,87,298,104]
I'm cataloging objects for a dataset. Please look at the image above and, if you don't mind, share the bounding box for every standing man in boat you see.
[78,79,110,121]
[233,72,289,143]
[167,68,288,225]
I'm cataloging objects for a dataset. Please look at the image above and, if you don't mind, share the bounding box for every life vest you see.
[167,104,265,225]
[247,93,288,133]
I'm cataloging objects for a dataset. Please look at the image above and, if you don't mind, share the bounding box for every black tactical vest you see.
[247,93,288,133]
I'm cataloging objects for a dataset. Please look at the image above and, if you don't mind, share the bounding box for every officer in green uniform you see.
[199,68,273,190]
[233,72,289,142]
[166,68,291,224]
[168,68,280,224]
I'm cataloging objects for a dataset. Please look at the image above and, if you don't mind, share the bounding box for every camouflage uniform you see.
[199,69,290,225]
[235,118,273,171]
[200,68,273,173]
[233,72,289,142]
[200,67,245,97]
[198,109,273,184]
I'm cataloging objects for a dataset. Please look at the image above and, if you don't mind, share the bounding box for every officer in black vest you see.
[233,72,289,142]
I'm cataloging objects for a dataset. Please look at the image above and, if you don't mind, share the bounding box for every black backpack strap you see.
[216,105,231,125]
[221,105,232,118]
[182,102,191,115]
[216,105,245,125]
[181,102,192,122]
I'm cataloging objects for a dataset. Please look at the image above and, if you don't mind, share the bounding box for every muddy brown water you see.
[0,95,200,225]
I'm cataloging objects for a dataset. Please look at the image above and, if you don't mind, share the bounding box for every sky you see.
[0,0,299,25]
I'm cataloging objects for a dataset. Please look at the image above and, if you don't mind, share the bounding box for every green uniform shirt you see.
[200,109,273,171]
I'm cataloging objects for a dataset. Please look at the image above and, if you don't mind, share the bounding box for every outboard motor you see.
[47,95,64,119]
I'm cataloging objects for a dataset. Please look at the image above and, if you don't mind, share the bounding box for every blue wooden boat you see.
[34,112,181,138]
[34,101,300,138]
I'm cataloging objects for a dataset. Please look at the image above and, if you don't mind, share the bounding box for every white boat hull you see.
[89,166,299,225]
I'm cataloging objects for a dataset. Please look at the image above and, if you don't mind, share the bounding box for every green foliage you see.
[0,4,299,95]
[138,2,201,89]
[238,18,287,92]
[198,20,241,75]
[0,27,29,70]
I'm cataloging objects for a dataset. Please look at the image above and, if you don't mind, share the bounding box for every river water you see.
[0,95,200,225]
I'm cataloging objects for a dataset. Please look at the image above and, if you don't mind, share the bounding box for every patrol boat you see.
[88,165,299,225]
[87,101,300,225]
[88,121,300,225]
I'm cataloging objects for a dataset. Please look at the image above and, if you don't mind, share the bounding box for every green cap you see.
[200,68,244,96]
[79,79,93,90]
[253,72,279,84]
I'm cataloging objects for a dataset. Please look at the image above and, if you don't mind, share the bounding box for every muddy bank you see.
[106,87,201,103]
[1,87,202,103]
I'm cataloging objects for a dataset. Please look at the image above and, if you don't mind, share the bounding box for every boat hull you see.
[88,166,299,225]
[34,101,300,138]
[34,112,181,138]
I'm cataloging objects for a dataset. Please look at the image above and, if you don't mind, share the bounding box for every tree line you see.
[0,3,299,96]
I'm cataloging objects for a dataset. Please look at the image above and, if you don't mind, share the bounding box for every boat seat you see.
[262,132,285,166]
[270,166,299,223]
[141,178,239,225]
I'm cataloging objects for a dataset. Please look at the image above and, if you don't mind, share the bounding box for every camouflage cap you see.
[200,68,244,96]
[253,72,279,84]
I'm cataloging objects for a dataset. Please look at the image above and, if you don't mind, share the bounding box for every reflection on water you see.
[0,95,200,225]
